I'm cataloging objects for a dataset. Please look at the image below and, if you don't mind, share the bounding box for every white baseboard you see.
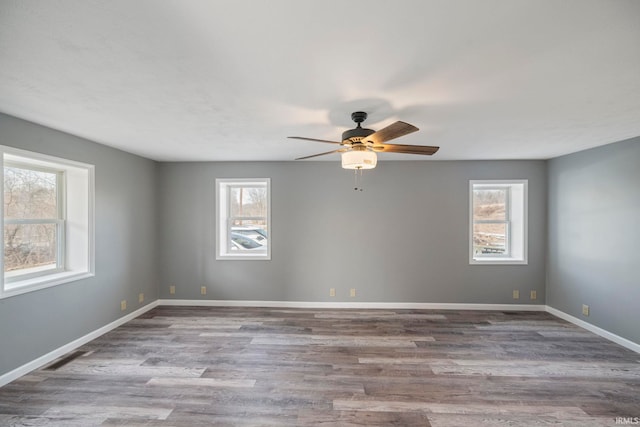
[158,299,547,311]
[0,300,159,388]
[546,305,640,354]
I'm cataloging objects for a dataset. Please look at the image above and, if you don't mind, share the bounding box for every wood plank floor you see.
[1,307,639,426]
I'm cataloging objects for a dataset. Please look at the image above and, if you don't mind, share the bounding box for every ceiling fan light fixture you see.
[341,149,377,170]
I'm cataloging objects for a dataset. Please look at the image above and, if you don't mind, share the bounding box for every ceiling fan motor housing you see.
[342,127,374,143]
[342,111,374,143]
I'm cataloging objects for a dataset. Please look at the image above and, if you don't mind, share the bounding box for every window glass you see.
[473,222,507,255]
[472,187,508,256]
[473,188,506,221]
[4,165,63,278]
[4,223,58,274]
[4,167,58,219]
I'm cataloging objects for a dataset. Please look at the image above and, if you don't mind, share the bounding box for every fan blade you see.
[295,148,346,160]
[288,136,342,145]
[372,144,439,155]
[363,121,418,145]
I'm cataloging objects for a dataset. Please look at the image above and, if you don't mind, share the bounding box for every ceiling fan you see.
[288,111,439,170]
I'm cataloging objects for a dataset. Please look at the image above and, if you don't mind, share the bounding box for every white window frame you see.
[1,145,95,299]
[470,179,527,265]
[216,178,271,260]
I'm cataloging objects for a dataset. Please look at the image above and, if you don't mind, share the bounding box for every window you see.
[1,146,94,298]
[216,179,270,260]
[470,180,527,264]
[4,163,64,281]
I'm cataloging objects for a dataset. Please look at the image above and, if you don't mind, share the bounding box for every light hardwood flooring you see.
[1,307,639,426]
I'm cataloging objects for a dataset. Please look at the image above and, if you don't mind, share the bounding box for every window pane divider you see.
[473,220,509,224]
[229,216,266,221]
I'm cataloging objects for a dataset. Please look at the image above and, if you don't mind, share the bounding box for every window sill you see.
[470,258,528,265]
[216,254,271,261]
[1,271,94,299]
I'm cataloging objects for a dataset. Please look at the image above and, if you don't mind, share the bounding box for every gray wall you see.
[0,113,159,376]
[547,137,640,344]
[158,160,547,304]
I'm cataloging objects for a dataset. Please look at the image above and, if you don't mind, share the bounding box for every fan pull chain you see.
[354,168,364,192]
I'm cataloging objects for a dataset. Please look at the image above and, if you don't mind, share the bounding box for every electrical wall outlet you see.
[120,300,127,311]
[582,304,590,316]
[201,286,207,295]
[530,290,537,300]
[169,285,175,295]
[512,290,520,300]
[138,293,144,303]
[329,288,336,297]
[350,288,356,297]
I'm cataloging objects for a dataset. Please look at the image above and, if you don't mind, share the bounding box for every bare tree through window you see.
[4,166,60,273]
[472,188,508,255]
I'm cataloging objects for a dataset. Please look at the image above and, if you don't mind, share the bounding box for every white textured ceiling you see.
[1,0,639,162]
